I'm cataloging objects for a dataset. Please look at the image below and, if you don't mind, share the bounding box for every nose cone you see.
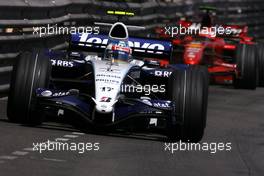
[184,55,201,65]
[95,103,113,114]
[184,43,203,65]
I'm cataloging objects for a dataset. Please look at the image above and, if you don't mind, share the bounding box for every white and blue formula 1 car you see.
[7,21,209,142]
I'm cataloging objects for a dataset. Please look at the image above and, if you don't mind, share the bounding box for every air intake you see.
[109,22,128,40]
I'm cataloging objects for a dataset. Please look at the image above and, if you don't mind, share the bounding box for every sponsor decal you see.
[41,90,53,97]
[51,59,74,67]
[228,28,242,36]
[53,92,70,97]
[100,97,112,102]
[78,34,166,54]
[154,70,172,77]
[153,102,170,108]
[188,43,202,48]
[96,74,121,79]
[95,79,120,84]
[40,90,70,97]
[141,99,152,106]
[99,68,121,73]
[128,41,165,54]
[112,45,131,53]
[100,87,114,92]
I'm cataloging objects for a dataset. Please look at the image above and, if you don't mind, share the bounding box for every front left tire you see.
[7,49,51,125]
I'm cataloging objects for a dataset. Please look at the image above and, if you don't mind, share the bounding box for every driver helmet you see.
[201,13,212,27]
[105,43,132,62]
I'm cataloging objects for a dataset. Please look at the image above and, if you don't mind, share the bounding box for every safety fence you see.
[0,0,264,97]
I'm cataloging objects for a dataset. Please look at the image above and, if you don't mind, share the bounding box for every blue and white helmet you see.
[104,39,132,62]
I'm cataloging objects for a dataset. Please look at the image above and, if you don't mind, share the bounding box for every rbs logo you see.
[51,59,74,67]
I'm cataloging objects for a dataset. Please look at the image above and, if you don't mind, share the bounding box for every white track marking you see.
[0,133,82,163]
[149,118,158,126]
[0,156,18,160]
[72,132,85,135]
[12,151,29,156]
[43,158,66,162]
[63,134,78,138]
[55,138,69,142]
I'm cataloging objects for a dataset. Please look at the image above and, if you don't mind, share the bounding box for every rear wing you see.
[70,33,172,59]
[220,25,248,38]
[169,20,249,39]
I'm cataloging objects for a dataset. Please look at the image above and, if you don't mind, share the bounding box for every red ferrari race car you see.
[156,6,264,89]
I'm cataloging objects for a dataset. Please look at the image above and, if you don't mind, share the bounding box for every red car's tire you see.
[170,45,184,64]
[257,43,264,87]
[234,44,257,90]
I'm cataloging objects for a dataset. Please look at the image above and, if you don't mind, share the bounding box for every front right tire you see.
[167,66,209,143]
[257,43,264,87]
[234,44,257,89]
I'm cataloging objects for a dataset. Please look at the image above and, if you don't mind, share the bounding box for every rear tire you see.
[167,66,209,142]
[257,43,264,87]
[234,44,257,89]
[170,45,184,64]
[7,49,51,125]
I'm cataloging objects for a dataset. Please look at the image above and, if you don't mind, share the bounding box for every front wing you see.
[34,92,177,128]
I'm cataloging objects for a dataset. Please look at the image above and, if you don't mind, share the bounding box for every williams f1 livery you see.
[7,21,209,142]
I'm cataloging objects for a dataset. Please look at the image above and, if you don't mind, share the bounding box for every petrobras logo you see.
[77,33,166,54]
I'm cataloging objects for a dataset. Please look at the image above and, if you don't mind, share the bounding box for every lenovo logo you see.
[78,33,165,54]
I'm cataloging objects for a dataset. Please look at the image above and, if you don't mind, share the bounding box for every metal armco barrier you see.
[0,0,264,97]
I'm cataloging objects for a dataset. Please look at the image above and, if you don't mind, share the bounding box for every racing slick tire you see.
[234,44,257,89]
[170,45,184,64]
[167,66,209,143]
[257,43,264,87]
[7,49,51,125]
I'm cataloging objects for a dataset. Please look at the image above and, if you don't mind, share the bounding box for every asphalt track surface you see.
[0,86,263,176]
